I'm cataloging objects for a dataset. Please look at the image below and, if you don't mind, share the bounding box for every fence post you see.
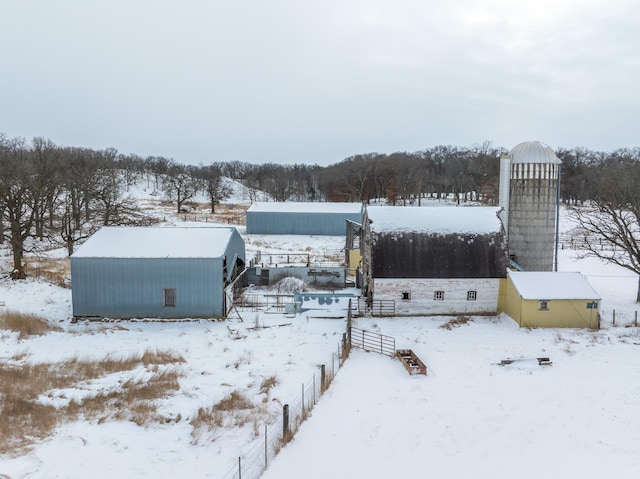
[238,457,242,479]
[635,311,638,327]
[342,333,347,361]
[321,364,326,393]
[613,309,616,325]
[332,353,335,377]
[283,404,289,444]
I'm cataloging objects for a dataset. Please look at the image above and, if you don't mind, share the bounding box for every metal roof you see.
[508,140,561,164]
[72,226,239,259]
[508,271,600,300]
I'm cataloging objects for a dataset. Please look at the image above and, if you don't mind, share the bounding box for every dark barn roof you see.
[371,231,508,278]
[365,206,508,279]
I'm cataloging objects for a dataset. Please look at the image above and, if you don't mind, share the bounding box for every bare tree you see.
[571,151,640,302]
[198,164,232,213]
[163,162,199,213]
[0,137,36,279]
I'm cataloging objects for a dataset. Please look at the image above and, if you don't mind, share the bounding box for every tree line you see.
[1,133,640,290]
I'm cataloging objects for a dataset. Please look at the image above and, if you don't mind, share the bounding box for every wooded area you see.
[1,133,640,290]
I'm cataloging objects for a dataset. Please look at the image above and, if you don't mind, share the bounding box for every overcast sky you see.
[1,0,638,165]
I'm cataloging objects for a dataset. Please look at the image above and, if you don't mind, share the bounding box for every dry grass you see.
[0,311,62,339]
[440,315,473,330]
[26,257,71,288]
[259,375,278,396]
[0,349,185,454]
[215,390,255,411]
[190,390,260,442]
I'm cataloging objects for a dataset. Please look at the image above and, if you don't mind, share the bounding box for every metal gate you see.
[350,327,396,357]
[357,298,395,317]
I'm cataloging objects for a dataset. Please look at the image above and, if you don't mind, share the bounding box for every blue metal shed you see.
[71,226,245,319]
[245,202,364,235]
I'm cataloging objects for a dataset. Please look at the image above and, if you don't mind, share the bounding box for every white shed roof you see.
[367,206,503,235]
[508,271,601,300]
[72,226,238,259]
[247,202,362,214]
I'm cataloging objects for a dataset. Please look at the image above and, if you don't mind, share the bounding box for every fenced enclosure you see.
[221,322,352,479]
[599,307,640,328]
[251,247,344,268]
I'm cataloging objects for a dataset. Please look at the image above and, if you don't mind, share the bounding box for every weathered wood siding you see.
[374,278,500,315]
[371,232,508,279]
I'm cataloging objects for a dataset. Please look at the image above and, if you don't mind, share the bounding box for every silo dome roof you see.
[509,140,561,164]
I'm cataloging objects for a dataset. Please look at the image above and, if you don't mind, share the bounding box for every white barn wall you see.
[374,278,500,316]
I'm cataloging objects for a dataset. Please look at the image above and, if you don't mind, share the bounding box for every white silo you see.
[499,141,561,271]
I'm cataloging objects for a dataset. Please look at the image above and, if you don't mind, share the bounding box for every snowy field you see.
[1,194,640,479]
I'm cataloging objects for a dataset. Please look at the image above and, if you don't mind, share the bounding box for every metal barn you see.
[361,206,509,316]
[71,226,246,319]
[245,202,364,235]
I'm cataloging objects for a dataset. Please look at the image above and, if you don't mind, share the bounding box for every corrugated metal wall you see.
[71,257,224,319]
[246,211,363,235]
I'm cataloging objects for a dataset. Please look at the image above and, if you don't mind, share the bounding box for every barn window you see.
[586,301,598,309]
[467,290,477,301]
[402,291,411,300]
[163,288,177,307]
[538,300,549,311]
[434,290,445,301]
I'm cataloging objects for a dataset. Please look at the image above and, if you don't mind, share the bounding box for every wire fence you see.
[221,321,352,479]
[599,306,640,328]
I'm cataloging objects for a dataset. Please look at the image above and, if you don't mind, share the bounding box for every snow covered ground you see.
[1,195,640,479]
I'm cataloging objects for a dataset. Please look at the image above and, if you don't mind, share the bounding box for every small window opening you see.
[434,290,445,301]
[467,290,477,301]
[164,288,177,307]
[538,300,549,311]
[402,291,411,300]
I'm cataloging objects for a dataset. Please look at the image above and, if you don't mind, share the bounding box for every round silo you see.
[502,140,561,271]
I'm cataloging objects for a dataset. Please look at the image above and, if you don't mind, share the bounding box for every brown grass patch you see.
[259,375,278,395]
[0,311,62,339]
[190,390,259,442]
[440,316,473,330]
[215,390,254,411]
[0,349,185,454]
[26,257,71,288]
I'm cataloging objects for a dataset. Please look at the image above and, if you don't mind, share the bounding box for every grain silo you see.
[498,141,561,271]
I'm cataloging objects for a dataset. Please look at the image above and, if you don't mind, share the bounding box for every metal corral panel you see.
[246,204,364,235]
[71,257,225,318]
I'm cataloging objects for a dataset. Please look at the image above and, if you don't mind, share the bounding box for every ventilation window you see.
[163,288,177,307]
[434,291,445,301]
[467,290,477,301]
[402,291,411,300]
[586,301,598,309]
[538,300,549,311]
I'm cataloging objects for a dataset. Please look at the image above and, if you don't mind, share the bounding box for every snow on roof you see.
[247,202,363,214]
[72,226,238,259]
[508,271,601,300]
[366,206,503,235]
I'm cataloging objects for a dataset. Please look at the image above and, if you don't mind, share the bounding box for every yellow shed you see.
[499,271,601,328]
